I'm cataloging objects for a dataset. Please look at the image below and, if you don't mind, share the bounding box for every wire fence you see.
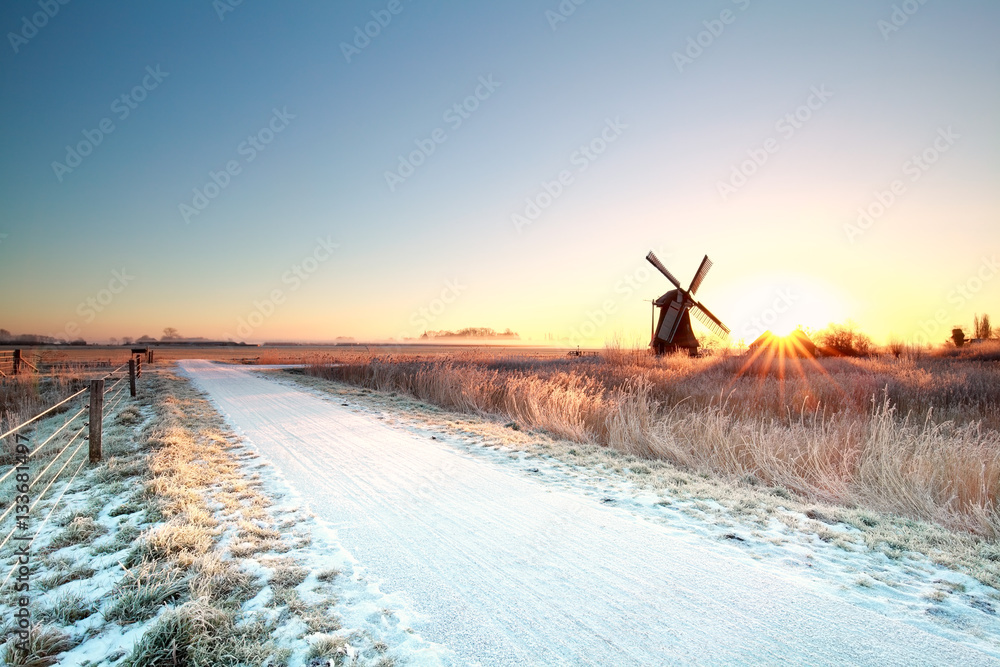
[0,348,137,378]
[0,361,137,594]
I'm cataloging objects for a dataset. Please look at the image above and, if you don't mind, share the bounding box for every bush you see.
[817,322,874,357]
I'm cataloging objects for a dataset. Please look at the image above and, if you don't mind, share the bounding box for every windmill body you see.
[652,290,700,351]
[646,252,730,355]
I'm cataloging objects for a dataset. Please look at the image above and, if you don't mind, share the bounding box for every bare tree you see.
[974,313,992,339]
[162,327,181,340]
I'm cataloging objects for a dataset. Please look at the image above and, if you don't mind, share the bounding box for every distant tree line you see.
[420,327,520,340]
[0,329,86,345]
[0,326,189,346]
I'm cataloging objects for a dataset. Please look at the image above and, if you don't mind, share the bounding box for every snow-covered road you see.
[179,360,998,666]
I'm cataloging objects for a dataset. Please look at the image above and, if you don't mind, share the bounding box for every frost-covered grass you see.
[0,373,142,665]
[280,368,1000,657]
[104,560,189,625]
[2,624,75,666]
[1,368,447,666]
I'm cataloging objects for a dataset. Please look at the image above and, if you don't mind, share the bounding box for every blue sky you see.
[1,0,998,345]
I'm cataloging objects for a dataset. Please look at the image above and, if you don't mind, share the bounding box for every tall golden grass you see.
[307,345,1000,537]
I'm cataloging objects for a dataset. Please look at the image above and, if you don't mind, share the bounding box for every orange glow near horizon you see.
[733,329,838,390]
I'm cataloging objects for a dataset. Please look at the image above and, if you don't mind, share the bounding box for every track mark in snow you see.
[180,360,999,666]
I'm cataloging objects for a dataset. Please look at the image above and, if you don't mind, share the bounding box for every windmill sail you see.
[691,302,730,340]
[687,255,713,296]
[646,252,681,289]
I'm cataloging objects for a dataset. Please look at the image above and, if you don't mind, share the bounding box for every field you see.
[3,342,1000,662]
[0,343,565,439]
[5,341,999,540]
[302,342,1000,538]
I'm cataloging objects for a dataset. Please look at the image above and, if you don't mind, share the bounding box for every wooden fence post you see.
[129,359,137,398]
[89,379,104,463]
[12,349,20,376]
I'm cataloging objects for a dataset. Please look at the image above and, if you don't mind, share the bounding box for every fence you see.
[0,348,141,377]
[0,359,142,592]
[0,350,35,377]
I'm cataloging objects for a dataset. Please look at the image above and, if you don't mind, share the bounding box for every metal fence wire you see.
[0,362,134,591]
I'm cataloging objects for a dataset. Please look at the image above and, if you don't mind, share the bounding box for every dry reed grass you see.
[0,370,90,457]
[307,348,1000,537]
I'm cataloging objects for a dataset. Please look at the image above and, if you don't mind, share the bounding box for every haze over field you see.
[1,2,998,346]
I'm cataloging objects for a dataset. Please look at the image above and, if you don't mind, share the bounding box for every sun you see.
[705,272,853,348]
[770,321,802,337]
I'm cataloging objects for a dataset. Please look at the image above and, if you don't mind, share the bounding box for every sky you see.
[0,0,997,347]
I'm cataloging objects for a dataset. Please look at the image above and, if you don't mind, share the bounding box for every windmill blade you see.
[687,255,713,297]
[646,251,681,289]
[691,301,731,339]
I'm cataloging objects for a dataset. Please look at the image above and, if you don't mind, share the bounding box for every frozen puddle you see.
[180,360,999,666]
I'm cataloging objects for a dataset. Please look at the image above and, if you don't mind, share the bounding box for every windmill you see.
[646,251,730,355]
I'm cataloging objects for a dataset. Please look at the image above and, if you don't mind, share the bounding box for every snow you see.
[0,404,162,666]
[227,451,454,666]
[179,359,1000,666]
